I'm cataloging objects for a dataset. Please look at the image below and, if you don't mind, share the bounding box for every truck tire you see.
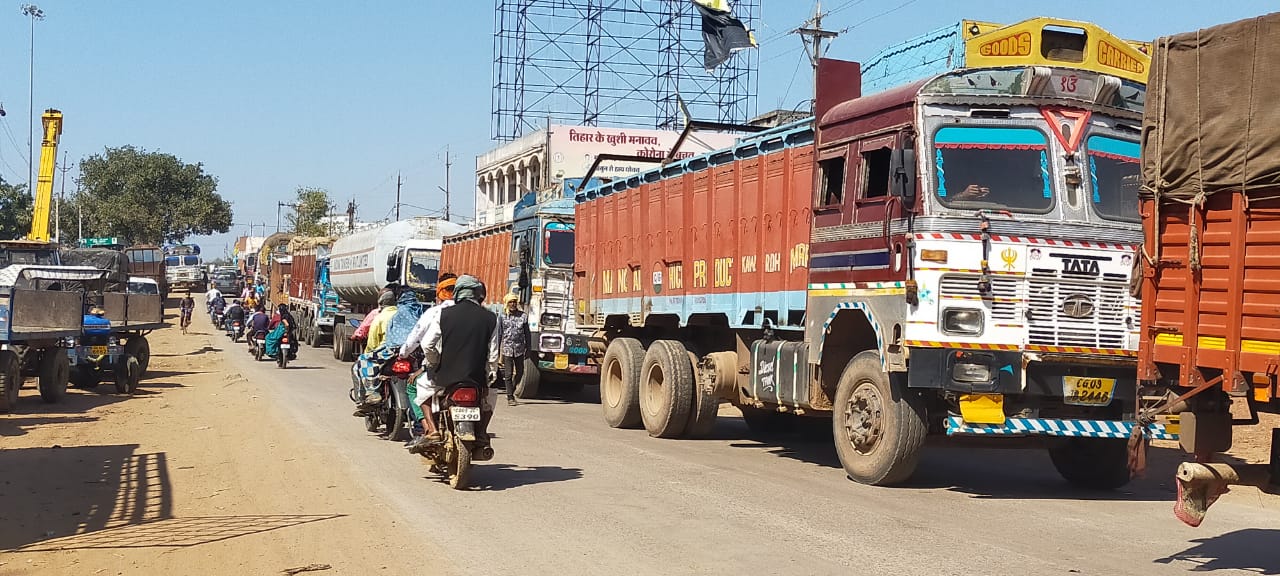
[514,357,540,399]
[600,338,644,429]
[115,356,141,395]
[1047,437,1132,490]
[639,340,694,439]
[341,337,356,363]
[332,328,343,359]
[124,337,151,376]
[832,350,927,486]
[38,350,70,403]
[0,350,21,412]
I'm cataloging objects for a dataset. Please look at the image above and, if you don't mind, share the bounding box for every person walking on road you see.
[496,292,530,406]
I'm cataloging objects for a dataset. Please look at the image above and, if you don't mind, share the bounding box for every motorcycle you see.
[212,310,225,331]
[351,351,415,442]
[420,380,493,490]
[248,330,267,361]
[276,333,293,368]
[227,320,242,342]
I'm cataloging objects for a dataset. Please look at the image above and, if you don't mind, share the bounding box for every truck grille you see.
[1026,272,1128,348]
[937,274,1018,321]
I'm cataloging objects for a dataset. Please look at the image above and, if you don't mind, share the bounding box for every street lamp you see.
[20,4,43,196]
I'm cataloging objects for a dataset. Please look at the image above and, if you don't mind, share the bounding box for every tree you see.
[0,178,32,240]
[63,146,233,245]
[288,186,332,237]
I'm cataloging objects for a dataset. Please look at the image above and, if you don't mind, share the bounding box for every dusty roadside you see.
[0,312,443,576]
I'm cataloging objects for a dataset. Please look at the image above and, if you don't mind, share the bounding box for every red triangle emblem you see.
[1039,107,1092,154]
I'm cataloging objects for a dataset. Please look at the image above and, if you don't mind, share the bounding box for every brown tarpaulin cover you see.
[1141,13,1280,201]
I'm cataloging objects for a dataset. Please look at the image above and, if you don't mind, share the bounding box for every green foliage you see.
[62,146,233,245]
[288,186,332,237]
[0,178,32,240]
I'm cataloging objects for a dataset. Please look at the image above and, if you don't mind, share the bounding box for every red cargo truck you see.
[1137,12,1280,526]
[576,18,1163,488]
[440,224,513,302]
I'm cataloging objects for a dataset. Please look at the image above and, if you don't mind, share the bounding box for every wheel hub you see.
[844,382,884,454]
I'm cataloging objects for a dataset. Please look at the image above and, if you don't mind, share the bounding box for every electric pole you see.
[21,4,44,196]
[395,172,402,221]
[56,149,70,242]
[443,147,451,222]
[796,2,838,111]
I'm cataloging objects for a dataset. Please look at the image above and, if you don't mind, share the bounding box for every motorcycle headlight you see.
[941,308,984,336]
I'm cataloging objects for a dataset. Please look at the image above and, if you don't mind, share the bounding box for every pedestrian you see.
[496,292,530,406]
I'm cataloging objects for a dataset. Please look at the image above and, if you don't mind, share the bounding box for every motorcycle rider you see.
[400,274,458,443]
[351,290,401,412]
[224,299,246,336]
[204,286,222,314]
[407,275,498,451]
[244,304,271,349]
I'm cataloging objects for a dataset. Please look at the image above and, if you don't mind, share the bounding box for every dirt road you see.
[0,314,441,575]
[4,312,1280,575]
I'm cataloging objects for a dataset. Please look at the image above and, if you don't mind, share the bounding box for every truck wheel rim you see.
[844,381,884,455]
[603,358,622,408]
[644,363,664,409]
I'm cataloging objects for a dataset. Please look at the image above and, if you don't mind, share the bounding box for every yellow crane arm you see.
[28,109,63,243]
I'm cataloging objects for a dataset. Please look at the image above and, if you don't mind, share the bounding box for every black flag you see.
[692,0,756,71]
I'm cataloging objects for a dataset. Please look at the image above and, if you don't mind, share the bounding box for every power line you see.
[836,0,920,34]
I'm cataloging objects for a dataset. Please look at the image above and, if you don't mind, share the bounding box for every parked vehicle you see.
[286,237,340,349]
[574,17,1160,488]
[127,276,160,295]
[61,250,164,394]
[211,267,239,297]
[124,245,168,301]
[328,217,465,361]
[165,244,206,293]
[1136,12,1280,526]
[441,194,600,399]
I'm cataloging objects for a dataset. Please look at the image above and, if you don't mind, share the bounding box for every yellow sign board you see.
[962,17,1152,84]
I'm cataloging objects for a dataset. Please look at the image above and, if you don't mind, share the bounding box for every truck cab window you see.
[819,156,846,206]
[862,147,892,199]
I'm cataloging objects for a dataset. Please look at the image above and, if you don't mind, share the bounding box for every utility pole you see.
[395,172,402,221]
[276,201,298,234]
[75,180,82,240]
[437,145,453,222]
[56,149,69,242]
[796,1,838,112]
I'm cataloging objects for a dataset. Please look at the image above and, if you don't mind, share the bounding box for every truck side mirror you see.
[385,248,401,283]
[510,238,523,267]
[890,146,917,207]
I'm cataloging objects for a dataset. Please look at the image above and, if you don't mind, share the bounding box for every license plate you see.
[1063,376,1116,406]
[90,345,109,355]
[281,344,291,349]
[450,406,481,421]
[554,353,569,369]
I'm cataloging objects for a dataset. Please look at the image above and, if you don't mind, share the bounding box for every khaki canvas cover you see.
[1141,13,1280,201]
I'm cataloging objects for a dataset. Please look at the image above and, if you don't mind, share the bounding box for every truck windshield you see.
[165,256,179,266]
[405,249,440,290]
[933,126,1054,214]
[544,224,574,267]
[1086,135,1141,222]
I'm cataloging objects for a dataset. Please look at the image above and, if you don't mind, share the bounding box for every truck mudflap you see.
[944,416,1177,440]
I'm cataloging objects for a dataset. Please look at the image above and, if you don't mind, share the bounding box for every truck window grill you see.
[1026,273,1128,348]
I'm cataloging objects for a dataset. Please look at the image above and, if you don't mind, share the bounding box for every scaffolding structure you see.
[492,0,759,141]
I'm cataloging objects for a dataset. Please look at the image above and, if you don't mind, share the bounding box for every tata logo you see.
[1061,258,1100,276]
[1061,294,1096,319]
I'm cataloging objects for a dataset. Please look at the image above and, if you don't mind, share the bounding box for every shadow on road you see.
[0,444,171,550]
[1153,528,1280,574]
[142,370,205,381]
[468,464,584,491]
[13,514,345,551]
[0,415,98,437]
[719,413,1187,502]
[152,346,221,358]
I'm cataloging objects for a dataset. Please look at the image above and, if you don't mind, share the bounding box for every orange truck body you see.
[440,224,513,301]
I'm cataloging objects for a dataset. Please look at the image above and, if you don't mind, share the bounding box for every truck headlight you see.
[942,308,984,336]
[952,361,992,383]
[540,313,562,329]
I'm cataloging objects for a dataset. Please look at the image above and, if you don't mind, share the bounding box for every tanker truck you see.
[329,217,466,361]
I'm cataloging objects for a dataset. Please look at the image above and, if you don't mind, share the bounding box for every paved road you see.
[225,329,1280,576]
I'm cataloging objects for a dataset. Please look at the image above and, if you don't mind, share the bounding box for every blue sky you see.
[0,1,1271,256]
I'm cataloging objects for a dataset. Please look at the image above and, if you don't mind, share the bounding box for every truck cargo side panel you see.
[1141,192,1280,380]
[577,145,813,330]
[441,228,512,300]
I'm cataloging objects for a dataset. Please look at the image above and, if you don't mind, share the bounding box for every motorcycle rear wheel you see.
[448,436,471,490]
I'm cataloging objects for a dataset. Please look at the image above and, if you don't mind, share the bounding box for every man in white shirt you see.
[400,275,457,442]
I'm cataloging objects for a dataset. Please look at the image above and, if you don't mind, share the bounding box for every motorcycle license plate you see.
[90,345,109,356]
[1062,376,1116,406]
[281,344,291,350]
[450,406,481,421]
